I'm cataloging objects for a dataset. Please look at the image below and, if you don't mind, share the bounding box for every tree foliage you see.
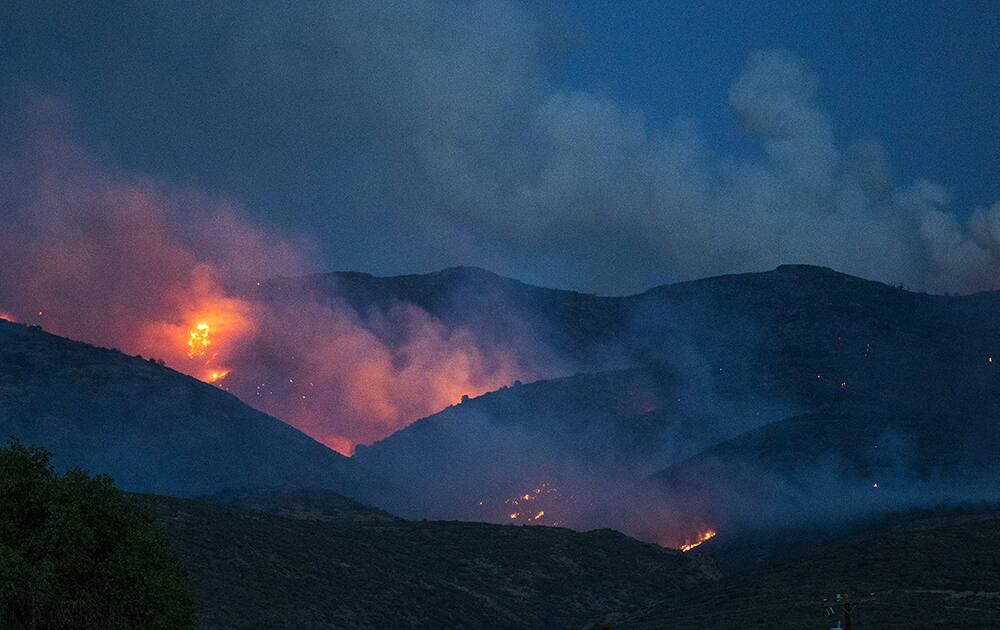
[0,441,195,629]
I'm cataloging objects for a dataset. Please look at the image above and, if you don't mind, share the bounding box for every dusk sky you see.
[3,1,998,294]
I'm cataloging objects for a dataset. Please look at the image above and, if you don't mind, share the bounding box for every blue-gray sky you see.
[2,1,998,294]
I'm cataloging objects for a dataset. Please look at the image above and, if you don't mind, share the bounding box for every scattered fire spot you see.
[206,370,230,383]
[499,482,564,524]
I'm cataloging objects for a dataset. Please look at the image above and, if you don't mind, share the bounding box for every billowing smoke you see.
[0,103,547,453]
[227,296,536,453]
[415,46,1000,294]
[3,1,999,553]
[5,2,997,294]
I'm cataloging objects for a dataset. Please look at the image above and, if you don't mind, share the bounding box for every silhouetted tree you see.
[0,440,195,629]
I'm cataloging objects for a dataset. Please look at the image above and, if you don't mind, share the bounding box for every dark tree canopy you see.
[0,441,195,629]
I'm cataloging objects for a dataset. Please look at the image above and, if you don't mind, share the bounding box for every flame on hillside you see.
[676,529,717,552]
[490,482,567,525]
[206,369,230,383]
[188,322,212,357]
[0,125,547,456]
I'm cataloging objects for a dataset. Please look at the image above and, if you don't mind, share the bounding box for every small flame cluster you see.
[501,482,565,524]
[184,320,232,386]
[677,529,717,552]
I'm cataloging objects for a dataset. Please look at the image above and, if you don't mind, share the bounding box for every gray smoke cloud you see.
[213,4,999,294]
[3,1,998,294]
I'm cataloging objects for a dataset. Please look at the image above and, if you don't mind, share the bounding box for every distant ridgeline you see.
[3,264,1000,547]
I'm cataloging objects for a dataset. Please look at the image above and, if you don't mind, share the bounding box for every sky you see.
[2,0,998,295]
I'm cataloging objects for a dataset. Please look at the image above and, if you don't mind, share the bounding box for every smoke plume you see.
[0,103,543,453]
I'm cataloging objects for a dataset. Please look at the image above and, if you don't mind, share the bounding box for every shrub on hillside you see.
[0,440,195,629]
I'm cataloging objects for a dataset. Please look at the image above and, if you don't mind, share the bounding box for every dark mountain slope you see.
[142,492,717,630]
[353,265,1000,538]
[619,510,1000,630]
[207,487,399,523]
[627,264,1000,412]
[355,364,786,529]
[650,401,1000,538]
[0,320,363,497]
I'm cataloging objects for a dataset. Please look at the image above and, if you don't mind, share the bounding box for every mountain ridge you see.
[0,319,370,498]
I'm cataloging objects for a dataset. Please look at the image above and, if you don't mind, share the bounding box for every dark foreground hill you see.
[619,509,1000,630]
[0,320,363,497]
[142,490,717,630]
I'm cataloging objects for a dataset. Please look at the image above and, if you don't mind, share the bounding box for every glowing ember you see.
[187,321,212,358]
[206,369,230,383]
[500,482,565,523]
[0,311,15,322]
[678,529,717,552]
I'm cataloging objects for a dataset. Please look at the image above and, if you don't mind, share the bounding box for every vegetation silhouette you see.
[0,441,195,629]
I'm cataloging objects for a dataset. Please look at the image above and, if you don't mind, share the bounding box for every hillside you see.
[350,265,1000,541]
[354,364,784,536]
[0,320,364,498]
[256,266,628,362]
[652,402,1000,534]
[618,510,1000,629]
[142,491,717,630]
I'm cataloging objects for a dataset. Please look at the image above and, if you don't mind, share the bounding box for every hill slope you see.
[257,266,628,362]
[621,510,1000,629]
[352,265,1000,540]
[142,491,717,630]
[0,320,363,497]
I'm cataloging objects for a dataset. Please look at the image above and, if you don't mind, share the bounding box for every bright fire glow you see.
[206,369,230,383]
[0,311,14,322]
[187,321,212,358]
[678,529,717,552]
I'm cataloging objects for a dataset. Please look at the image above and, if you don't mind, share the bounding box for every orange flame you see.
[678,529,717,552]
[206,369,230,383]
[500,482,562,523]
[187,321,212,358]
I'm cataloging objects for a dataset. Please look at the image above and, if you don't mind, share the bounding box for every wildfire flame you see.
[678,529,717,552]
[499,482,564,524]
[187,321,212,358]
[174,315,238,388]
[0,311,15,322]
[206,369,230,383]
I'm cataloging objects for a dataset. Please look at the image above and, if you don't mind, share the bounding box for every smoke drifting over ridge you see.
[3,1,1000,452]
[0,105,546,453]
[6,2,996,294]
[411,45,1000,294]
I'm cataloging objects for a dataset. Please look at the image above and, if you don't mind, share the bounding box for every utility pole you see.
[823,593,853,630]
